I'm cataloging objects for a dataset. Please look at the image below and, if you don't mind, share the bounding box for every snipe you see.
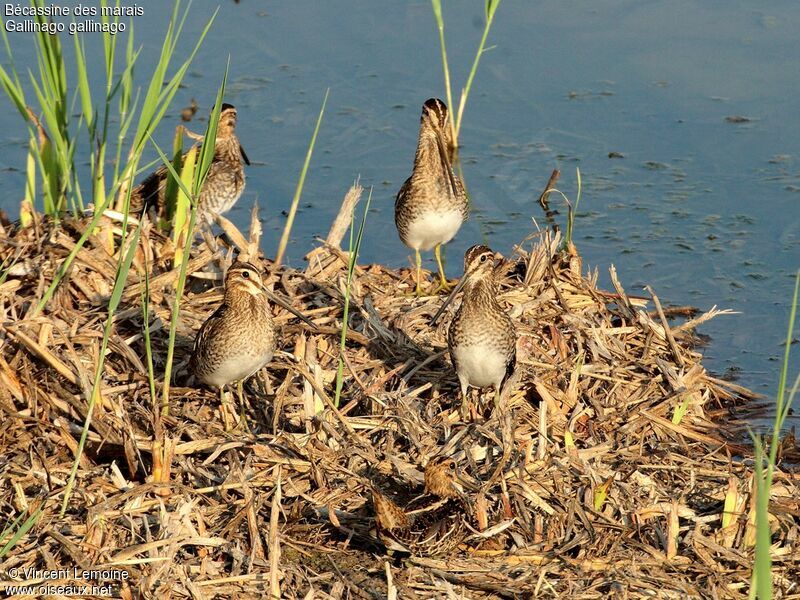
[131,103,250,224]
[371,457,471,557]
[431,245,517,417]
[395,98,468,295]
[189,260,313,427]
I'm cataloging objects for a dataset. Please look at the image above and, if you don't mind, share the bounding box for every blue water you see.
[1,1,798,413]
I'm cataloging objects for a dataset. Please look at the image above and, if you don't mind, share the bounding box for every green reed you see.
[151,67,228,415]
[565,167,582,246]
[538,167,582,248]
[334,188,373,408]
[750,271,799,599]
[274,88,329,268]
[141,265,158,415]
[0,0,216,316]
[0,0,217,527]
[0,502,44,559]
[163,126,186,225]
[60,224,141,516]
[430,0,501,147]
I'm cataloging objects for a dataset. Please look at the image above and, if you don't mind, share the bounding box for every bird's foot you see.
[221,406,237,432]
[459,397,479,423]
[401,280,434,298]
[432,278,456,295]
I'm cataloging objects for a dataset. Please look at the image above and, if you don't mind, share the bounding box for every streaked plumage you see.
[189,261,276,389]
[432,245,517,415]
[131,103,250,224]
[395,98,468,295]
[372,458,470,557]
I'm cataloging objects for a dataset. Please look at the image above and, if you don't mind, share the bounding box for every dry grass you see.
[0,188,798,599]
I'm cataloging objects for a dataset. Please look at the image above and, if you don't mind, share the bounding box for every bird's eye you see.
[242,271,250,279]
[448,461,456,471]
[480,254,488,263]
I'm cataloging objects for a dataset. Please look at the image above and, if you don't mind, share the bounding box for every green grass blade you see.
[0,63,28,119]
[0,21,27,117]
[0,504,45,559]
[749,270,799,599]
[60,224,142,516]
[119,19,135,117]
[430,0,456,142]
[334,188,373,407]
[172,145,197,260]
[193,59,227,196]
[160,65,227,414]
[131,5,217,155]
[751,435,772,600]
[671,394,690,425]
[146,135,194,202]
[141,264,158,412]
[73,35,94,131]
[26,3,216,315]
[163,126,186,223]
[454,0,501,139]
[275,88,329,267]
[21,139,36,226]
[768,271,800,467]
[565,167,582,246]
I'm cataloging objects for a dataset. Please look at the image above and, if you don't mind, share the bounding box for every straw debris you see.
[0,190,798,599]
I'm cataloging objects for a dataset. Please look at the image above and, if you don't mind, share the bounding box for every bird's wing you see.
[131,142,204,215]
[190,301,228,370]
[394,176,413,220]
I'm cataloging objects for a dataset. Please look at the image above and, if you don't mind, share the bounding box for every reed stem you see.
[275,88,329,268]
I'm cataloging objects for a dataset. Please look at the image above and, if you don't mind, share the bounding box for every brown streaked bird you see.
[131,103,250,224]
[189,260,314,426]
[371,457,470,557]
[395,98,468,295]
[431,245,517,417]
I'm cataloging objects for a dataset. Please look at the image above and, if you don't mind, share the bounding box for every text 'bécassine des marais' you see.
[4,4,143,17]
[4,4,143,34]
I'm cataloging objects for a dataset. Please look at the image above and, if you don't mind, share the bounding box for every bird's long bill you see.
[433,126,459,197]
[430,272,470,326]
[262,288,318,330]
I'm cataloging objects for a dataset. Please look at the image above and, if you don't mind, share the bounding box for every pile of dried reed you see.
[1,187,798,599]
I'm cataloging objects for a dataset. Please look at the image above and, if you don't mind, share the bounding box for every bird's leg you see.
[487,390,514,485]
[220,386,233,431]
[404,249,425,297]
[236,379,251,433]
[261,369,274,396]
[458,378,471,422]
[236,379,244,407]
[493,382,505,415]
[415,249,424,296]
[486,383,505,424]
[433,244,453,293]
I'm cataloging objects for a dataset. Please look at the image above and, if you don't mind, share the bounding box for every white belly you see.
[452,343,507,389]
[201,352,271,388]
[404,209,463,251]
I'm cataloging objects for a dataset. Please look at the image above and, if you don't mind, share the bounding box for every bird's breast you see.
[451,341,509,388]
[399,207,465,251]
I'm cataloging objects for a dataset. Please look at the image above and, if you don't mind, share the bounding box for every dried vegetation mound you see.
[0,202,798,598]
